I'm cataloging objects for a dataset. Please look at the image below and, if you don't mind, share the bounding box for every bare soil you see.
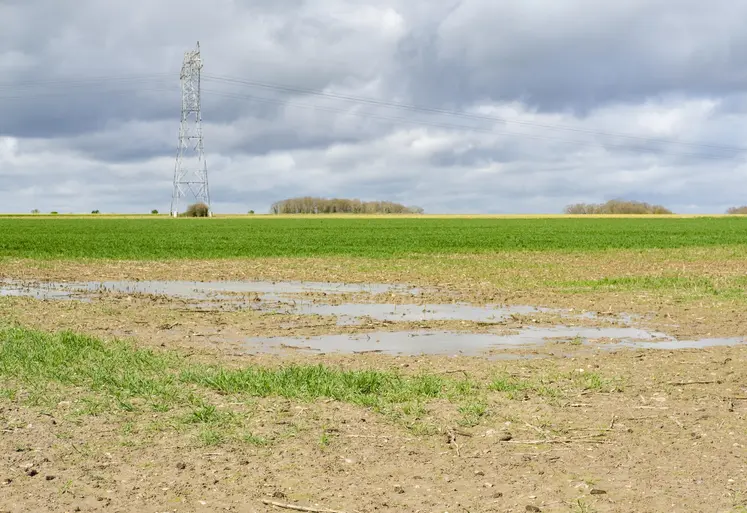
[1,256,747,513]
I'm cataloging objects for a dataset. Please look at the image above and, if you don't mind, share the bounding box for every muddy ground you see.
[1,255,746,513]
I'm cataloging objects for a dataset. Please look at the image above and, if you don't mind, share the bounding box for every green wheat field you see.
[1,216,746,259]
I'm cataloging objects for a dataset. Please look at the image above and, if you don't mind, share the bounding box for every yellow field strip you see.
[0,213,743,219]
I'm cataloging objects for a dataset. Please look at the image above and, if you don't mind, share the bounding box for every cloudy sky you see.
[2,0,747,214]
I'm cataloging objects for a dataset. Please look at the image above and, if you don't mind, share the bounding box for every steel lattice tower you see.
[171,42,211,217]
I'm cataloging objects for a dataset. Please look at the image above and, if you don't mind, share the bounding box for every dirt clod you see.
[394,485,405,494]
[526,506,541,512]
[590,489,607,495]
[176,462,187,470]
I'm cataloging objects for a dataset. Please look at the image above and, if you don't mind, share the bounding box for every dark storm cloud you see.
[3,87,179,138]
[394,0,747,112]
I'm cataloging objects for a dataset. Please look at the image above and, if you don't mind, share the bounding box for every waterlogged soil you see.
[2,249,747,339]
[2,346,747,513]
[1,255,747,512]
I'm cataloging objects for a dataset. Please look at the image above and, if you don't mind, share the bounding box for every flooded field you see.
[5,277,745,359]
[2,247,747,513]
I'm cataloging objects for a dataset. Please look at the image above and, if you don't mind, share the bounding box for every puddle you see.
[244,326,746,357]
[0,279,424,301]
[4,279,743,358]
[0,279,604,325]
[291,302,554,325]
[614,337,747,350]
[0,282,92,302]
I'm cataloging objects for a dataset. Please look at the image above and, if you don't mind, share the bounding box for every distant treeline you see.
[270,197,424,214]
[726,206,747,214]
[564,199,673,215]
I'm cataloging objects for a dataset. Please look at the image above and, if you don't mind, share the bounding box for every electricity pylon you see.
[171,42,211,217]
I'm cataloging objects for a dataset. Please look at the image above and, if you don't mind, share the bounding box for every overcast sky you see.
[2,0,747,214]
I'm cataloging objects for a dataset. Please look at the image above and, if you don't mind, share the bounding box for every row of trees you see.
[24,200,747,216]
[270,196,424,215]
[564,199,673,215]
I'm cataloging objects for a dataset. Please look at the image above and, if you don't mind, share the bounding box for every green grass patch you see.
[182,404,236,426]
[457,400,489,427]
[488,370,616,400]
[0,325,467,427]
[198,428,225,446]
[242,432,270,447]
[1,217,746,259]
[0,324,618,444]
[553,275,746,300]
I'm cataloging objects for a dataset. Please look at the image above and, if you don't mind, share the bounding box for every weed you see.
[58,479,74,496]
[401,401,427,418]
[23,386,60,408]
[488,375,530,393]
[318,432,332,448]
[151,402,171,413]
[457,401,489,427]
[574,499,598,513]
[185,405,220,424]
[198,428,225,446]
[242,433,270,447]
[0,387,17,401]
[77,396,110,416]
[568,371,612,392]
[407,421,439,436]
[116,398,135,412]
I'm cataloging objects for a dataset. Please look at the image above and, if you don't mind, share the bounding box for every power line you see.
[0,85,178,101]
[3,71,743,155]
[0,73,175,89]
[200,88,741,161]
[0,70,744,160]
[202,74,747,155]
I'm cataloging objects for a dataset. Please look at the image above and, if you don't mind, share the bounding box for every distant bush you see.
[564,199,673,215]
[248,210,255,215]
[50,211,58,215]
[726,206,747,214]
[270,196,423,214]
[91,210,100,214]
[151,209,159,215]
[183,202,210,217]
[31,209,39,214]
